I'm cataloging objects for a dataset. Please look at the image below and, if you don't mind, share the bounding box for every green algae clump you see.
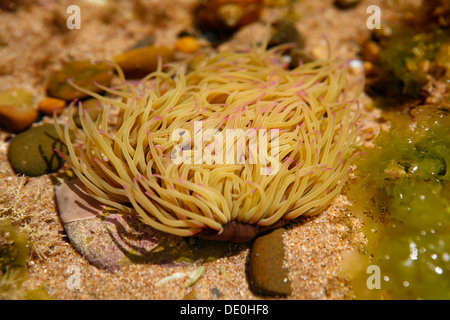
[346,106,450,299]
[365,26,450,99]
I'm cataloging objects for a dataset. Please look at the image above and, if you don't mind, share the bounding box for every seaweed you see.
[345,105,450,299]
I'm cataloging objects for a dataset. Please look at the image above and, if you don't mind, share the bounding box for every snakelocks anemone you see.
[55,41,362,242]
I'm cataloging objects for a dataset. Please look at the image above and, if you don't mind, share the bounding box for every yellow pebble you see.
[174,36,200,54]
[38,97,66,115]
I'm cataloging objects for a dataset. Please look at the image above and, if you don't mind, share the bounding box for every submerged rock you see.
[38,97,66,116]
[248,228,292,296]
[7,124,70,176]
[0,88,38,133]
[113,46,174,79]
[72,98,101,128]
[47,61,114,100]
[55,179,228,270]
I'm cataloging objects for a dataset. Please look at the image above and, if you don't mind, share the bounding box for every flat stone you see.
[0,88,38,133]
[47,61,114,100]
[55,179,228,270]
[54,178,104,224]
[248,228,292,296]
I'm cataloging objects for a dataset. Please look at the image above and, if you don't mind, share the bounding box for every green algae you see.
[346,106,450,299]
[367,26,449,99]
[0,221,51,299]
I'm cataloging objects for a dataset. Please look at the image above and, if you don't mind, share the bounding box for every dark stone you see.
[7,124,71,177]
[334,0,362,9]
[248,228,292,296]
[268,18,305,49]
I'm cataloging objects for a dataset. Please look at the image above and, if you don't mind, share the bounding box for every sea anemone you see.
[55,41,362,242]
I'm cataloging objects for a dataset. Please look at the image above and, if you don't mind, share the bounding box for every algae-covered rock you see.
[7,124,71,176]
[47,61,114,100]
[0,88,38,133]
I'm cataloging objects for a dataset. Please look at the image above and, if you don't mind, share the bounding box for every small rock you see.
[47,60,114,100]
[268,18,305,49]
[211,287,222,298]
[248,228,292,296]
[0,88,38,133]
[72,98,101,128]
[7,124,71,176]
[175,36,200,54]
[194,0,262,32]
[55,178,104,224]
[113,46,174,79]
[38,97,66,116]
[129,34,156,50]
[288,47,314,69]
[334,0,361,9]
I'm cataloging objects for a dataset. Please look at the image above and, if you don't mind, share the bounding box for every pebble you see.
[72,98,101,127]
[268,18,305,49]
[194,0,262,31]
[55,178,228,270]
[0,88,38,133]
[38,97,66,116]
[334,0,361,9]
[47,61,114,100]
[113,46,174,79]
[7,124,70,176]
[247,228,292,296]
[129,34,156,50]
[174,36,200,54]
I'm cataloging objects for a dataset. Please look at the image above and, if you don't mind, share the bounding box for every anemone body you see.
[56,44,361,241]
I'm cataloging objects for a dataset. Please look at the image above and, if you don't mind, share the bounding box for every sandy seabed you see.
[0,0,407,300]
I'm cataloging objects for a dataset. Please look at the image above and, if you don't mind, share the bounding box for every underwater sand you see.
[0,0,400,299]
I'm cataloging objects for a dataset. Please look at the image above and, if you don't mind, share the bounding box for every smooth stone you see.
[113,46,174,79]
[268,18,305,49]
[334,0,361,9]
[7,124,71,176]
[0,88,38,133]
[72,98,101,127]
[174,36,200,54]
[54,178,104,224]
[38,97,66,116]
[194,0,262,31]
[55,179,228,270]
[247,228,292,296]
[47,61,114,100]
